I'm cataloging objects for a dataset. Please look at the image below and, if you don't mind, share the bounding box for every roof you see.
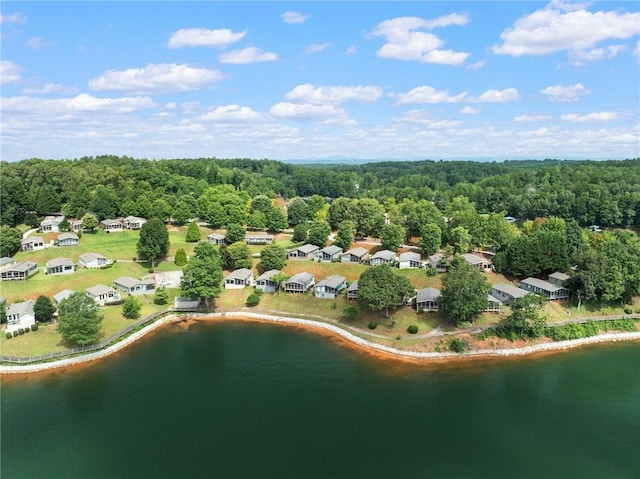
[429,253,444,262]
[124,216,146,222]
[80,252,107,262]
[316,275,346,289]
[207,233,226,240]
[42,216,64,225]
[292,244,319,254]
[416,287,441,302]
[256,269,280,281]
[100,219,122,225]
[287,272,314,284]
[347,281,359,292]
[225,268,253,281]
[343,247,368,257]
[549,272,570,282]
[399,251,421,262]
[86,284,116,296]
[318,245,342,255]
[463,253,489,265]
[22,236,44,244]
[371,250,396,260]
[492,283,529,298]
[0,257,16,267]
[46,257,74,268]
[54,289,75,303]
[57,232,79,241]
[7,300,35,317]
[2,261,37,273]
[521,277,564,293]
[114,276,147,288]
[487,294,501,304]
[246,234,273,239]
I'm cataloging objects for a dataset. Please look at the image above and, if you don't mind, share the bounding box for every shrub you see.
[12,330,18,337]
[447,337,466,353]
[153,287,169,305]
[624,307,633,314]
[342,306,358,321]
[132,257,138,262]
[368,321,378,330]
[148,268,155,273]
[18,328,25,335]
[31,323,38,331]
[24,326,30,333]
[246,292,261,307]
[425,266,437,277]
[407,325,419,334]
[6,332,12,339]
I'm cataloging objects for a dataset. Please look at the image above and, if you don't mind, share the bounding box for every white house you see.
[369,250,396,266]
[79,252,111,269]
[245,234,274,245]
[85,284,121,305]
[255,270,281,293]
[53,289,75,304]
[414,287,441,312]
[428,253,448,272]
[314,275,347,299]
[70,219,83,232]
[21,236,45,252]
[113,276,156,295]
[224,268,254,289]
[398,251,422,269]
[341,247,369,264]
[123,216,147,230]
[46,257,75,275]
[1,261,38,281]
[486,295,501,312]
[40,215,65,233]
[5,300,36,333]
[207,233,226,246]
[463,253,492,271]
[57,232,79,247]
[287,244,319,260]
[100,219,124,232]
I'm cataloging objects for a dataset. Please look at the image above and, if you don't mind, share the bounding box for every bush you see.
[624,307,633,314]
[447,337,466,353]
[132,257,137,262]
[342,306,358,321]
[18,328,25,335]
[246,292,261,307]
[12,330,18,337]
[407,324,419,334]
[368,321,378,330]
[24,326,30,333]
[6,332,12,339]
[425,266,437,277]
[31,323,38,331]
[148,268,155,273]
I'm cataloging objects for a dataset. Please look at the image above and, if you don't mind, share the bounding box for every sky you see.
[1,1,639,163]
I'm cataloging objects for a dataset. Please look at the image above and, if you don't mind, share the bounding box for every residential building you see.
[1,261,38,281]
[70,219,83,232]
[314,275,347,299]
[100,219,124,232]
[369,250,396,266]
[224,268,254,289]
[414,287,441,312]
[21,236,45,251]
[0,257,15,268]
[255,270,281,293]
[174,296,201,311]
[491,284,529,305]
[53,289,75,304]
[207,233,226,246]
[287,244,319,260]
[340,247,369,264]
[314,245,343,263]
[6,300,36,334]
[428,253,448,272]
[244,234,274,245]
[79,252,111,269]
[283,272,315,293]
[114,276,156,295]
[548,272,570,288]
[85,284,122,305]
[398,251,422,269]
[346,281,359,301]
[40,215,64,233]
[463,253,492,271]
[123,216,147,230]
[57,232,79,247]
[520,277,570,300]
[46,257,75,275]
[485,295,501,312]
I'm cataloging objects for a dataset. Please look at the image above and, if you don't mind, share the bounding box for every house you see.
[174,296,201,311]
[53,289,75,304]
[21,236,45,251]
[100,219,123,232]
[485,295,501,313]
[463,253,492,271]
[114,276,156,295]
[70,219,83,232]
[245,234,274,245]
[207,233,226,246]
[85,284,122,305]
[5,300,36,334]
[491,284,529,305]
[520,277,570,300]
[341,247,369,264]
[428,253,448,272]
[287,244,319,260]
[414,287,441,312]
[46,257,75,275]
[314,275,347,299]
[284,272,315,293]
[548,272,570,288]
[123,216,147,230]
[346,281,359,301]
[1,261,38,281]
[0,257,16,268]
[369,250,396,266]
[79,252,111,269]
[40,215,65,233]
[314,245,343,263]
[255,269,281,293]
[398,251,422,269]
[57,232,79,247]
[224,268,254,289]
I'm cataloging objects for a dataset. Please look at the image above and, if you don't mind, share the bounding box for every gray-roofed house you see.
[255,270,281,293]
[0,257,15,268]
[207,232,226,246]
[245,234,274,245]
[398,251,422,269]
[79,252,111,269]
[520,277,570,300]
[85,284,122,305]
[428,253,448,272]
[123,216,147,230]
[287,244,319,260]
[284,272,315,293]
[224,268,254,289]
[485,295,501,312]
[463,253,492,271]
[369,250,396,266]
[1,261,38,281]
[174,297,201,311]
[314,245,343,263]
[346,281,359,301]
[100,219,123,232]
[70,219,83,232]
[414,287,441,312]
[548,272,570,288]
[6,300,36,333]
[46,257,75,275]
[341,247,369,264]
[53,289,75,304]
[314,275,347,299]
[40,215,64,233]
[114,276,156,295]
[57,232,79,247]
[491,283,529,305]
[21,236,45,252]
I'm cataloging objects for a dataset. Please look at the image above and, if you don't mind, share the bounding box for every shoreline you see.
[1,311,639,375]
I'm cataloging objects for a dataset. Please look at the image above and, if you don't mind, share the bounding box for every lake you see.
[2,321,639,478]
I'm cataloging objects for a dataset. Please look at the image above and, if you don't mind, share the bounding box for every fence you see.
[1,308,171,365]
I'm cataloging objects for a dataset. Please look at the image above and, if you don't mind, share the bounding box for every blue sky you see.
[1,1,639,162]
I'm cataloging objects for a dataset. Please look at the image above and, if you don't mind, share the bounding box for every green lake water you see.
[2,322,639,478]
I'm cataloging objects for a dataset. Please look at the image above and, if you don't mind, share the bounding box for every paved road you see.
[22,228,38,239]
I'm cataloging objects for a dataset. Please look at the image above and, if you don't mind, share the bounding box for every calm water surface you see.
[2,322,639,478]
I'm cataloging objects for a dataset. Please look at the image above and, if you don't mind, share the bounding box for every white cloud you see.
[570,44,625,64]
[561,112,618,122]
[460,106,480,114]
[219,47,278,64]
[541,83,590,102]
[1,93,156,114]
[285,84,383,105]
[492,2,640,62]
[394,110,462,128]
[371,15,470,65]
[515,113,553,122]
[394,85,467,105]
[466,60,486,70]
[89,63,224,94]
[633,40,640,60]
[345,45,357,55]
[281,11,309,24]
[22,83,79,95]
[26,37,54,49]
[270,102,345,120]
[1,60,22,85]
[0,12,27,24]
[168,28,246,48]
[199,104,264,122]
[305,43,332,54]
[470,88,520,103]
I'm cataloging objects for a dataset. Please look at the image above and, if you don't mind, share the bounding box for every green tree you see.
[352,198,384,237]
[34,295,56,323]
[287,197,310,226]
[439,261,491,326]
[328,197,355,229]
[260,244,287,271]
[267,208,288,233]
[380,223,405,251]
[35,184,61,215]
[226,241,252,269]
[226,223,246,244]
[292,223,308,242]
[448,226,472,254]
[57,292,104,346]
[0,226,22,257]
[247,211,267,230]
[137,218,170,267]
[151,199,172,222]
[90,185,119,220]
[81,213,99,232]
[505,294,547,338]
[419,224,442,256]
[271,271,289,293]
[185,221,201,242]
[308,221,331,248]
[122,296,142,319]
[250,195,272,214]
[154,287,169,305]
[1,177,27,226]
[174,248,188,266]
[180,246,224,307]
[333,220,356,250]
[172,199,192,226]
[307,194,326,218]
[357,264,414,317]
[24,212,40,228]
